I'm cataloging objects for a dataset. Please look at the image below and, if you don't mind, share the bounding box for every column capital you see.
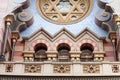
[115,17,120,26]
[11,31,20,40]
[5,13,15,26]
[108,31,116,41]
[113,13,120,26]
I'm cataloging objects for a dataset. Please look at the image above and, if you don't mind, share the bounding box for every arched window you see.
[80,43,94,62]
[34,43,47,61]
[57,43,70,62]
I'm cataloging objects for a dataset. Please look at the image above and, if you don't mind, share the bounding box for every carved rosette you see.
[5,64,14,72]
[54,64,70,73]
[83,64,100,73]
[25,64,41,73]
[112,65,119,73]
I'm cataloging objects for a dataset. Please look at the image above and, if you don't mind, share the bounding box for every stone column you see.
[9,31,20,61]
[0,13,15,61]
[116,17,120,38]
[9,38,16,61]
[108,31,118,61]
[115,16,120,61]
[111,39,118,61]
[0,20,5,59]
[0,21,10,61]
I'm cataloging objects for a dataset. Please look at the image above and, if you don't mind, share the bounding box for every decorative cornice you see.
[22,28,105,41]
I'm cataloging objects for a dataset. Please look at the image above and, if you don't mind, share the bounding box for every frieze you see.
[5,64,14,72]
[83,64,100,73]
[53,64,70,73]
[112,65,119,73]
[24,64,41,73]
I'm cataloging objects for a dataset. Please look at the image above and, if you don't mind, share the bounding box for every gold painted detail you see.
[36,0,93,24]
[93,51,105,61]
[54,64,70,73]
[112,65,119,73]
[83,64,100,73]
[23,51,34,62]
[25,64,41,73]
[5,64,14,72]
[20,12,27,17]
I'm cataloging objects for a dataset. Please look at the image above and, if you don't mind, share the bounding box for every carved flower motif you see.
[5,64,13,72]
[25,64,41,73]
[112,65,119,73]
[54,64,70,73]
[83,64,100,73]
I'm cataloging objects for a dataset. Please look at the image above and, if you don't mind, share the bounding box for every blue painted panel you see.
[20,0,109,37]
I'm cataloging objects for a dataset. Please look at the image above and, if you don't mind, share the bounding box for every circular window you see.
[36,0,93,24]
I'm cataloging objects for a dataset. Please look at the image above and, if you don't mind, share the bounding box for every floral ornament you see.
[54,64,70,73]
[25,64,41,73]
[5,64,14,72]
[83,64,100,73]
[112,65,119,73]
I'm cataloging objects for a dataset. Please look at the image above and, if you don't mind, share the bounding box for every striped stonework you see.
[14,41,24,61]
[29,39,50,51]
[104,42,114,61]
[14,41,24,53]
[104,42,114,57]
[77,38,98,51]
[54,39,74,51]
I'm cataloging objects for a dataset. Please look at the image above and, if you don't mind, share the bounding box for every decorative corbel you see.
[23,51,34,62]
[70,51,80,61]
[93,51,105,61]
[46,51,57,61]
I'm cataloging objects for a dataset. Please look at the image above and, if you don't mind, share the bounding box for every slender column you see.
[9,31,20,61]
[9,38,17,61]
[111,39,118,61]
[116,17,120,40]
[0,22,10,61]
[115,16,120,61]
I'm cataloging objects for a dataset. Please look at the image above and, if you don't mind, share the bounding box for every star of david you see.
[36,0,93,24]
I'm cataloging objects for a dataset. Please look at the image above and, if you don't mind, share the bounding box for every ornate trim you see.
[54,64,70,73]
[112,65,119,73]
[83,64,100,73]
[5,64,14,72]
[25,64,41,73]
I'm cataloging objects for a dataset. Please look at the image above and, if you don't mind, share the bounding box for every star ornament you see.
[36,0,93,24]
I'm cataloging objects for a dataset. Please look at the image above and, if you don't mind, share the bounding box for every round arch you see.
[54,39,74,51]
[77,39,98,51]
[29,39,50,51]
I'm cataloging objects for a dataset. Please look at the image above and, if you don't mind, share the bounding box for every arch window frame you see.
[80,43,94,62]
[57,43,71,62]
[34,43,48,61]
